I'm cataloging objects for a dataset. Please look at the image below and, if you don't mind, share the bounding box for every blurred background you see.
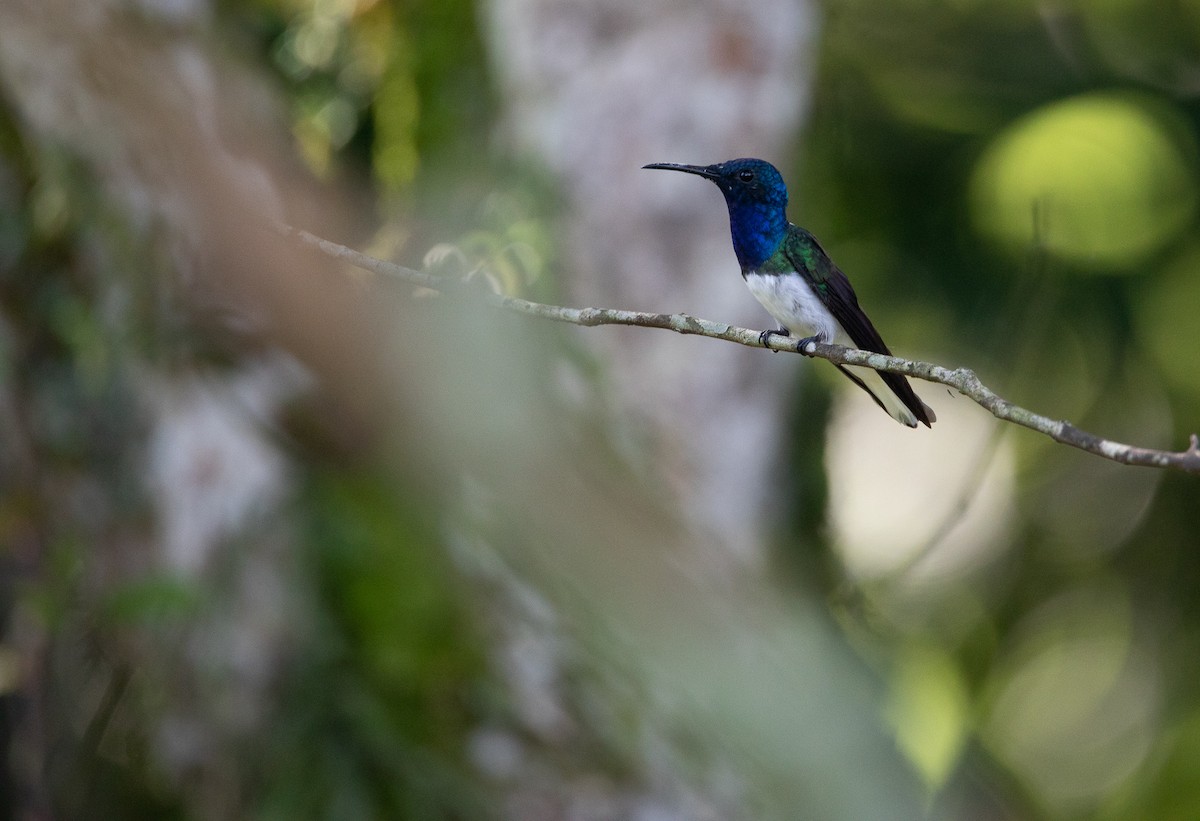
[2,0,1199,818]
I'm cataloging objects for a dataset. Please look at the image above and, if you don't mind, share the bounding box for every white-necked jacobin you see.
[644,157,935,428]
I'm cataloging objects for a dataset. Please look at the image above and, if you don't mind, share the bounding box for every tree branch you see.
[282,225,1200,476]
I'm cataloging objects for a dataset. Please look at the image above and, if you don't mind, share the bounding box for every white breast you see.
[743,271,844,344]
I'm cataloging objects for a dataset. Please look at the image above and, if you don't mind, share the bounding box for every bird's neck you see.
[726,200,787,270]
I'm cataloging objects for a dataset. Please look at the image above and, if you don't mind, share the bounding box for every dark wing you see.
[783,228,934,427]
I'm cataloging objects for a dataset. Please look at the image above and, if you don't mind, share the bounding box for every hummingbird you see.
[643,158,935,428]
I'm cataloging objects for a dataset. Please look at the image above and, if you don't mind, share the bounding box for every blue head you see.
[644,158,789,270]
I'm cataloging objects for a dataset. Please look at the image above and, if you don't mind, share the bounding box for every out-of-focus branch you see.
[283,225,1200,476]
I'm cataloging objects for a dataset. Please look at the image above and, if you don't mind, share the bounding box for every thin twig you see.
[282,225,1200,476]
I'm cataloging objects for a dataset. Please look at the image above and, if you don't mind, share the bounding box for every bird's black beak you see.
[642,162,720,180]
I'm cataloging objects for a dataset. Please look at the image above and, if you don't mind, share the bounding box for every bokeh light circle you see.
[970,92,1197,271]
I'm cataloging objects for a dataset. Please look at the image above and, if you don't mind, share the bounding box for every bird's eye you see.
[737,169,754,182]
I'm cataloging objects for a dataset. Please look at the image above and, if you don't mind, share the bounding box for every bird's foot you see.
[758,327,791,351]
[795,336,821,356]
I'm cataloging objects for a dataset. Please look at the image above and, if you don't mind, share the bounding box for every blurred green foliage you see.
[236,0,493,199]
[799,1,1200,816]
[971,91,1197,269]
[2,1,500,816]
[256,472,484,820]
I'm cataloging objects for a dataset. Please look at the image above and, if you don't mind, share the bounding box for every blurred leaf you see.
[886,642,970,790]
[373,28,421,191]
[1104,709,1200,821]
[981,581,1158,815]
[252,469,486,818]
[101,576,203,625]
[970,92,1198,270]
[302,471,480,735]
[1135,243,1200,402]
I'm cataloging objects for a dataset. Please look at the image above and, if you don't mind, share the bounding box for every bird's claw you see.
[759,327,790,351]
[795,336,820,356]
